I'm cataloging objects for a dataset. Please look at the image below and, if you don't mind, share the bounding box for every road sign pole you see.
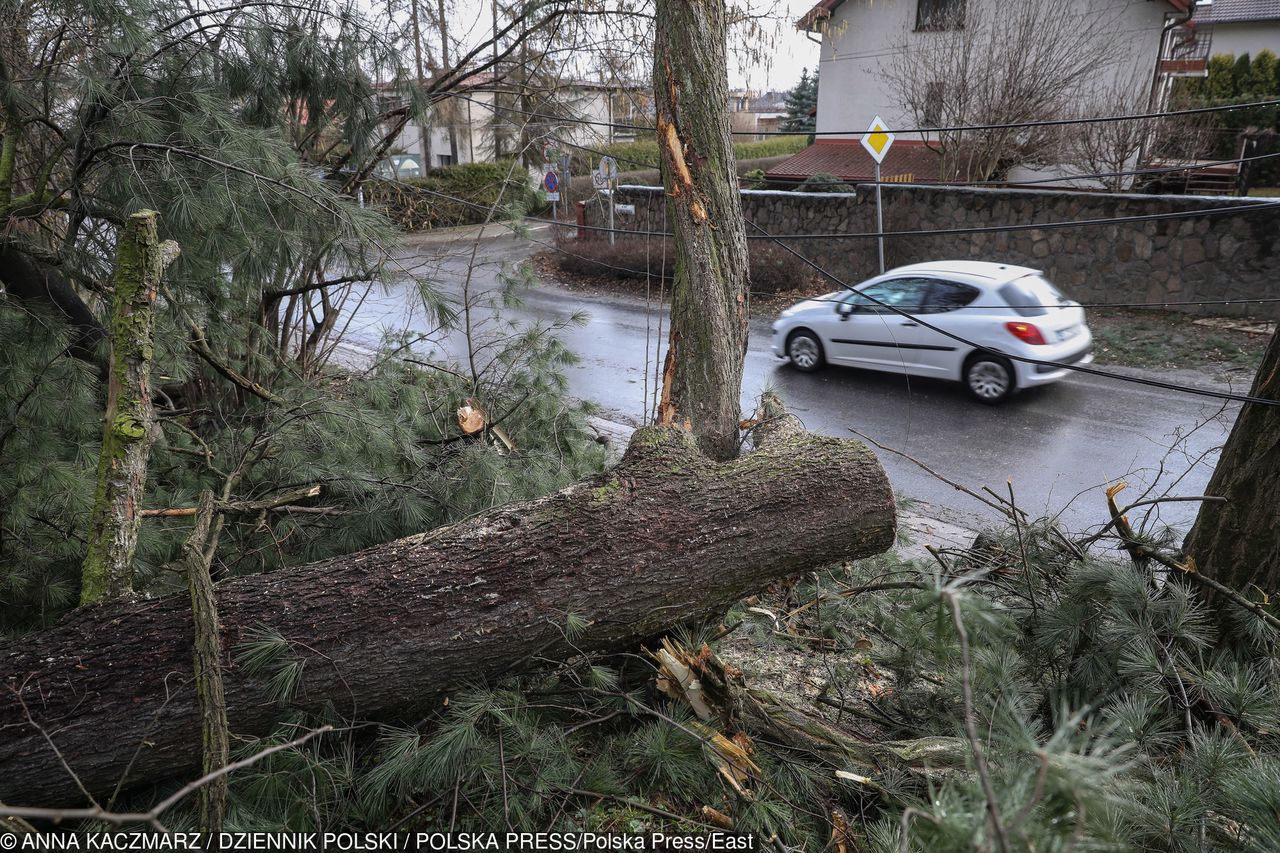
[560,153,571,221]
[875,161,884,274]
[598,156,619,244]
[608,179,616,246]
[860,116,894,275]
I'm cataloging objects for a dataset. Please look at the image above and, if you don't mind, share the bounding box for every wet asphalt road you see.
[351,228,1236,535]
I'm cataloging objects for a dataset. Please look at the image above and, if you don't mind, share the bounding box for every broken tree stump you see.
[0,422,895,807]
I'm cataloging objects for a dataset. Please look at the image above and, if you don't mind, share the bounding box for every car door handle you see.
[900,321,918,327]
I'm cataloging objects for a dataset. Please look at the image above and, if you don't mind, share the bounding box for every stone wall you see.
[580,184,1280,318]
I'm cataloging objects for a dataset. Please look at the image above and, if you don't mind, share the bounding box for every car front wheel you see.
[964,353,1015,404]
[787,330,824,372]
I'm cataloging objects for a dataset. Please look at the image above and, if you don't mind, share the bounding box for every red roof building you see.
[765,138,944,186]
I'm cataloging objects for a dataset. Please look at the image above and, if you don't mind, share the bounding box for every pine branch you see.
[0,726,331,830]
[941,589,1013,853]
[187,323,282,404]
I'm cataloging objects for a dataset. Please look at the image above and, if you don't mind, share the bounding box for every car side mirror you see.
[836,302,856,318]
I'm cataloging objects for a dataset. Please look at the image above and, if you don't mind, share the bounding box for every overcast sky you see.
[731,0,822,92]
[384,0,822,94]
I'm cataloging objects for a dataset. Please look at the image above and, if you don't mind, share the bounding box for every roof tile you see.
[764,139,944,183]
[1197,0,1280,24]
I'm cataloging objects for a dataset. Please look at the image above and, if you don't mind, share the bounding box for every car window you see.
[924,281,981,313]
[847,278,931,314]
[998,275,1067,317]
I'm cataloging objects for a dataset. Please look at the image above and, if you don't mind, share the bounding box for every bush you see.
[366,160,539,231]
[589,135,811,173]
[551,234,823,295]
[800,172,855,193]
[734,135,811,160]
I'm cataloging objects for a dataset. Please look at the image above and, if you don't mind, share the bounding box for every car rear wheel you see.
[964,353,1015,404]
[787,330,824,372]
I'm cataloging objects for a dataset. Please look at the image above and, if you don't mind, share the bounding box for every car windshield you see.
[998,275,1069,317]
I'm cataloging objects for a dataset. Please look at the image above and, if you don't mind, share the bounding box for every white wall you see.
[813,0,914,139]
[1208,22,1280,60]
[813,0,1172,139]
[386,85,645,168]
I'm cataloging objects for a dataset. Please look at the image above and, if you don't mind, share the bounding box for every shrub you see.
[800,172,855,193]
[551,234,823,295]
[733,135,811,160]
[589,135,811,173]
[366,160,539,231]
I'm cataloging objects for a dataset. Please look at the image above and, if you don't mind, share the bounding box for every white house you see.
[382,76,651,173]
[778,0,1266,187]
[797,0,1181,141]
[728,89,789,140]
[1195,0,1280,57]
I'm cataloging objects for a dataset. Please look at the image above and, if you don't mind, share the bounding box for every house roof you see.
[764,139,944,183]
[796,0,844,30]
[797,0,1193,30]
[1195,0,1280,24]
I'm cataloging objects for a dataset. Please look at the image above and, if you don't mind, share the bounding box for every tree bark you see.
[653,0,750,461]
[79,210,175,604]
[1182,328,1280,605]
[184,491,229,837]
[0,424,895,808]
[0,243,107,369]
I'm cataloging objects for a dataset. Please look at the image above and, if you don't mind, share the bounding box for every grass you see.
[1088,307,1270,374]
[1248,187,1280,197]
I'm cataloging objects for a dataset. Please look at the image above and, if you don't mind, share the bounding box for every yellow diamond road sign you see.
[861,116,894,164]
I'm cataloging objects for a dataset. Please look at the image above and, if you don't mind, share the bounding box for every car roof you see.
[880,260,1042,286]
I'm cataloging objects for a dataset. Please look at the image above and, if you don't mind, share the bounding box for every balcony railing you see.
[1159,23,1212,76]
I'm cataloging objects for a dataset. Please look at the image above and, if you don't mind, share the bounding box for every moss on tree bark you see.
[80,210,174,605]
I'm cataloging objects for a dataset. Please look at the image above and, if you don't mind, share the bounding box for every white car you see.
[770,261,1094,403]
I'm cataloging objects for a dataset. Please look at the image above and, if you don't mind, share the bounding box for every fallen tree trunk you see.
[0,422,895,808]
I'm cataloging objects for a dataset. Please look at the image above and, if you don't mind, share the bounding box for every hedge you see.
[590,135,810,171]
[551,233,823,295]
[365,160,539,231]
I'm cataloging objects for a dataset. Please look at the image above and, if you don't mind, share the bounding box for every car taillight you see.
[1005,321,1047,345]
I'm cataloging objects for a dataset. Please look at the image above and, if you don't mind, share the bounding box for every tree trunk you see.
[0,423,895,808]
[184,491,229,837]
[1182,328,1280,604]
[653,0,750,461]
[79,211,175,604]
[0,243,108,370]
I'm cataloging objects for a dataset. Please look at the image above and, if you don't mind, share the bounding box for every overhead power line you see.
[376,180,1278,311]
[374,174,1279,408]
[452,93,1280,139]
[401,187,1278,242]
[740,218,1279,408]
[547,131,1280,187]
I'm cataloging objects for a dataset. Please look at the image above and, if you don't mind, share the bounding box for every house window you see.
[923,81,945,127]
[436,154,454,167]
[916,0,965,31]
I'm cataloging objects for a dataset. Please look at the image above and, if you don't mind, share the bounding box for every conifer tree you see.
[0,0,603,627]
[782,67,818,135]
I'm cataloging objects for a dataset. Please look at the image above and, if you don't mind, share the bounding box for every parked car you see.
[373,154,424,180]
[770,261,1093,403]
